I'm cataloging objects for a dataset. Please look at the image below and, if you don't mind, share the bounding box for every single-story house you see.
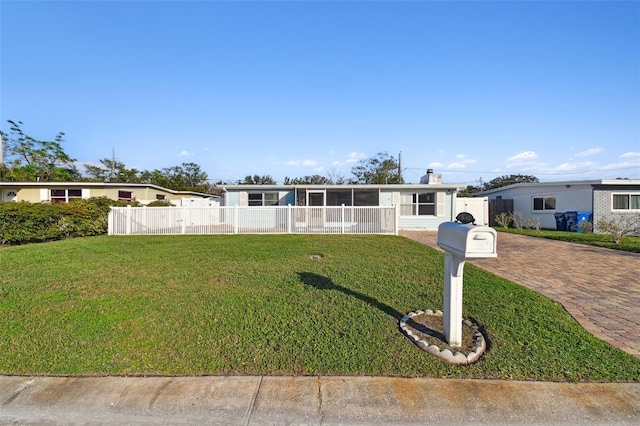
[475,179,640,231]
[221,171,479,230]
[0,181,218,205]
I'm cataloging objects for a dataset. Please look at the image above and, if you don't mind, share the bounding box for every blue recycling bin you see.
[576,212,592,233]
[554,212,567,231]
[565,211,578,232]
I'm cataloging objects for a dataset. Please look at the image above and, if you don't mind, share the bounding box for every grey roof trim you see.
[475,179,640,196]
[222,184,461,191]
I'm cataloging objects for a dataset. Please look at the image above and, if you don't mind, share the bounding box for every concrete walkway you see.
[1,375,639,425]
[400,231,640,358]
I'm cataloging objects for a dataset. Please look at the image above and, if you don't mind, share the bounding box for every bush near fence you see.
[0,197,130,246]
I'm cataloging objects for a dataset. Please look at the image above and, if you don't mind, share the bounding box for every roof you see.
[221,183,461,191]
[0,181,218,198]
[475,179,640,196]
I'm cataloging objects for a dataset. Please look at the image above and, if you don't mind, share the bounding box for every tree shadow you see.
[296,272,403,319]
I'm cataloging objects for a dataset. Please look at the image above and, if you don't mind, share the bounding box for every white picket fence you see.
[108,205,398,235]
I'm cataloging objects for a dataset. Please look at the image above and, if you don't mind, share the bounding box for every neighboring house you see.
[0,181,217,205]
[475,179,640,231]
[221,171,473,230]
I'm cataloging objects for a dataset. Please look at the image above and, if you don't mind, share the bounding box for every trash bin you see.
[554,212,567,231]
[576,212,592,233]
[565,211,578,232]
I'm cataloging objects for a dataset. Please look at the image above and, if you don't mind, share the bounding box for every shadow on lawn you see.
[297,272,403,319]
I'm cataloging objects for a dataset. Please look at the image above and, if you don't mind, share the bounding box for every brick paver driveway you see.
[400,231,640,358]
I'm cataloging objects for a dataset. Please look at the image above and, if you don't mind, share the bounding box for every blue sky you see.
[1,0,639,186]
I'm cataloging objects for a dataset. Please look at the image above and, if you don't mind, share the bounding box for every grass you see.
[1,234,639,382]
[494,227,640,253]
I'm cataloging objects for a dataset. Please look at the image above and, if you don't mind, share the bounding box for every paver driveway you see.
[400,231,640,358]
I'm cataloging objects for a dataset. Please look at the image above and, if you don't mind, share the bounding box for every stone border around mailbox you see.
[399,310,486,365]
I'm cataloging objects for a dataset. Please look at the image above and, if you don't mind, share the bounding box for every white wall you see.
[456,197,489,225]
[487,184,593,229]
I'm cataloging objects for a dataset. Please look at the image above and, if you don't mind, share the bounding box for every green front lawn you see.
[1,234,638,381]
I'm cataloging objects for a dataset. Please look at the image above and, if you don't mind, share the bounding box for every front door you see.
[308,191,325,228]
[2,189,17,202]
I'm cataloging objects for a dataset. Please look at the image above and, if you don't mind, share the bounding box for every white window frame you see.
[50,189,83,203]
[532,196,556,211]
[399,192,436,216]
[248,192,279,206]
[612,193,640,211]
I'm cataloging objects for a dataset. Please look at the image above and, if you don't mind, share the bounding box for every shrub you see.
[595,214,640,244]
[524,217,542,231]
[577,220,593,234]
[146,200,175,207]
[0,197,125,245]
[494,212,513,228]
[510,211,527,231]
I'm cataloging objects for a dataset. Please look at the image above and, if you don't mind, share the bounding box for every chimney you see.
[420,169,441,184]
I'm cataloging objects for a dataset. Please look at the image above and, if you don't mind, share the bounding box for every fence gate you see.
[488,199,514,226]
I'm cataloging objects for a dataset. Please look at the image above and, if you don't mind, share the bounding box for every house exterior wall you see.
[1,183,213,205]
[483,183,593,229]
[593,185,640,227]
[223,186,459,231]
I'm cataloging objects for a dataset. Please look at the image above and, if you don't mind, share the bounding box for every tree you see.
[284,175,332,185]
[1,120,79,181]
[484,174,538,191]
[240,175,276,185]
[349,152,403,184]
[84,158,141,182]
[457,185,482,198]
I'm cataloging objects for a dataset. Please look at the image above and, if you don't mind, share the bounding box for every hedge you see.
[0,197,129,245]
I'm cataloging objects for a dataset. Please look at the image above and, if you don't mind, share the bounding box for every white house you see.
[221,170,488,230]
[476,179,640,231]
[0,181,217,205]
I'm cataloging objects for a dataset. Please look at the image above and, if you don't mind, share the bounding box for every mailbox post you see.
[437,221,497,347]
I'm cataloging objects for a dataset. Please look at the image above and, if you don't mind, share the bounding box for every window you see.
[326,190,352,206]
[400,192,435,216]
[156,194,166,200]
[118,191,133,202]
[50,189,82,203]
[353,190,379,206]
[532,196,556,211]
[613,194,640,210]
[248,192,278,206]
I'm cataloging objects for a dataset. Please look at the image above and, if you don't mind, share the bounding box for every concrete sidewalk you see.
[2,375,639,425]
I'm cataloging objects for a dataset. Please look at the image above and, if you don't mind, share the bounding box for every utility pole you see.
[109,148,116,181]
[398,151,402,182]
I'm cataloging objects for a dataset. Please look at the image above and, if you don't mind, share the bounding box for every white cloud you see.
[553,161,597,172]
[332,160,343,166]
[288,159,318,167]
[602,159,640,170]
[507,151,538,162]
[446,162,470,169]
[574,148,603,158]
[346,151,367,163]
[179,150,194,156]
[446,155,476,169]
[314,167,325,172]
[620,152,640,159]
[428,161,445,168]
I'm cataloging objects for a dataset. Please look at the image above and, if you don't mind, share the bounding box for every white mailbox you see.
[437,222,497,259]
[436,220,498,347]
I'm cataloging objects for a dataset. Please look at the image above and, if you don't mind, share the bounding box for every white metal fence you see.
[108,205,398,235]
